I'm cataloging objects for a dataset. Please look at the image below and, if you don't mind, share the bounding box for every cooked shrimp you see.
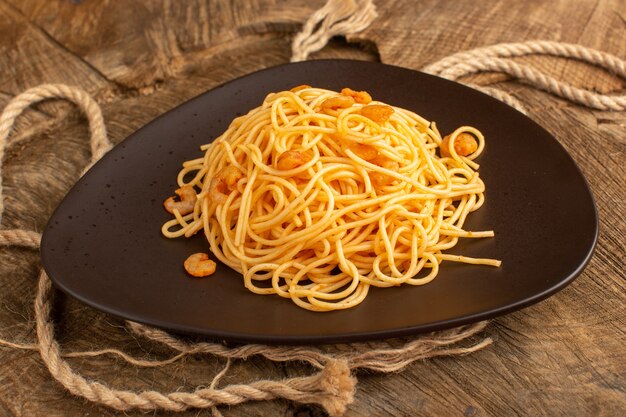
[163,185,196,215]
[320,96,355,110]
[184,253,216,277]
[209,165,243,204]
[329,132,378,161]
[346,142,378,161]
[440,132,478,157]
[277,150,312,170]
[341,88,372,104]
[369,155,399,187]
[360,104,394,124]
[220,165,243,188]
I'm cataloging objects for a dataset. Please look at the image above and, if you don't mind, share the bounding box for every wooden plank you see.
[10,0,324,89]
[351,0,625,67]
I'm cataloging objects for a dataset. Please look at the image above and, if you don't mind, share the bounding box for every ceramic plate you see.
[41,60,598,344]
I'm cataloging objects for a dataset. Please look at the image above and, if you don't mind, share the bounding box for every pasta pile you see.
[162,86,500,311]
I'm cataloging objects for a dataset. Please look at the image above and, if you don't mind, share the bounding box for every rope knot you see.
[291,0,377,62]
[317,359,357,416]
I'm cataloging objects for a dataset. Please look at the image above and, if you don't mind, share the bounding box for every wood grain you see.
[0,0,624,416]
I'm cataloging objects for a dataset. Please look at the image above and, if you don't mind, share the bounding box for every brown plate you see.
[40,60,598,344]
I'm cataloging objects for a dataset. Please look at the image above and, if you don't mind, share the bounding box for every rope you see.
[422,40,626,77]
[1,0,624,415]
[0,228,41,249]
[423,40,626,112]
[35,270,357,415]
[127,319,492,372]
[291,0,377,62]
[0,84,112,224]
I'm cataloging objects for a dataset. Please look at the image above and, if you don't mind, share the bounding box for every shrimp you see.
[277,150,312,170]
[184,253,216,277]
[360,104,394,124]
[163,185,196,215]
[369,155,399,187]
[209,165,243,204]
[440,132,478,157]
[320,96,355,110]
[346,142,378,161]
[329,132,378,161]
[341,87,372,104]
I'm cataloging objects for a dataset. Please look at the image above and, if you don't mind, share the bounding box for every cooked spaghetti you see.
[162,86,500,311]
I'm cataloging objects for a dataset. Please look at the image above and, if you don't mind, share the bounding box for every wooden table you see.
[0,1,624,416]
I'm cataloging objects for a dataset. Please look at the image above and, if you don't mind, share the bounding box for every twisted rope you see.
[423,40,626,76]
[0,84,112,224]
[0,228,41,249]
[127,320,491,372]
[35,270,356,415]
[291,0,377,62]
[439,57,625,111]
[423,40,626,112]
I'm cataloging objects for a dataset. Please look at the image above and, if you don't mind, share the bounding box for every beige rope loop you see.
[35,269,356,415]
[0,84,112,224]
[440,57,626,111]
[423,40,626,77]
[291,0,377,62]
[423,40,626,112]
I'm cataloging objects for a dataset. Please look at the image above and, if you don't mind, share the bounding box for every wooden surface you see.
[0,0,624,416]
